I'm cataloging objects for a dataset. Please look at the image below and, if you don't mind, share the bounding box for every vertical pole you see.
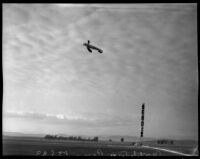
[140,103,145,145]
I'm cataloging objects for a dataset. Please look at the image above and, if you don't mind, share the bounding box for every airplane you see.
[83,40,103,53]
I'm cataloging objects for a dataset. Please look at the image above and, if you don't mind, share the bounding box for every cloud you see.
[4,110,136,127]
[5,110,46,120]
[3,4,31,27]
[3,4,197,139]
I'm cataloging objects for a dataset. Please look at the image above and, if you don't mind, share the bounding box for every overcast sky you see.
[3,3,198,140]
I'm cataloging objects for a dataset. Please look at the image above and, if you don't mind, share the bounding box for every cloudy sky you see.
[3,3,198,140]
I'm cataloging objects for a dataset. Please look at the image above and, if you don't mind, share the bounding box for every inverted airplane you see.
[83,40,103,53]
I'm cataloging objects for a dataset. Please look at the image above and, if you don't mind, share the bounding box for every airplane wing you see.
[87,46,92,52]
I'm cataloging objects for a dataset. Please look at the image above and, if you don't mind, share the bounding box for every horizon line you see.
[3,131,198,141]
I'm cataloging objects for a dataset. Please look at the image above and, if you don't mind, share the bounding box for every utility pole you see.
[140,103,145,145]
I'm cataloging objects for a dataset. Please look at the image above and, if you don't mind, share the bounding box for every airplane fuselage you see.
[83,43,103,53]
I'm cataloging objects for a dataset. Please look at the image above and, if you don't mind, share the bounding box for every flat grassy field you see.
[3,136,197,156]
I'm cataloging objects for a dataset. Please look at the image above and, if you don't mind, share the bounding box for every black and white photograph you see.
[2,3,198,156]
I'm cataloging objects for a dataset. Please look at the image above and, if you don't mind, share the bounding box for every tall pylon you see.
[140,103,145,145]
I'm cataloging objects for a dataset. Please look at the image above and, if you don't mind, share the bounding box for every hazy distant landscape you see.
[3,133,198,156]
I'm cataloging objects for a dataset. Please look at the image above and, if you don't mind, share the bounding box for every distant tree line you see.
[44,135,98,142]
[157,139,174,145]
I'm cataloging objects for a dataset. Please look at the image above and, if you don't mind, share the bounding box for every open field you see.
[3,136,197,156]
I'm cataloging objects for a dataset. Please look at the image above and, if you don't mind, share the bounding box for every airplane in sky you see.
[83,40,103,53]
